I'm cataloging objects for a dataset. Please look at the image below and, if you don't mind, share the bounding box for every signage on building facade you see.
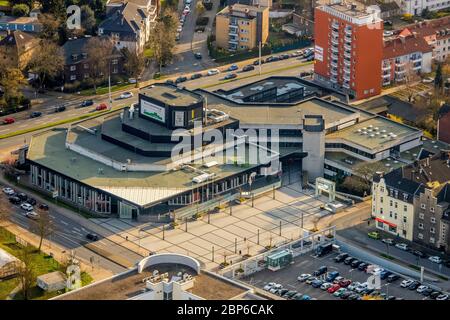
[141,100,166,123]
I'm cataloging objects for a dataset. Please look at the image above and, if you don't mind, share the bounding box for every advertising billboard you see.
[141,99,165,123]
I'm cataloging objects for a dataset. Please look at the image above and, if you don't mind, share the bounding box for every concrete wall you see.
[302,130,325,182]
[137,253,201,274]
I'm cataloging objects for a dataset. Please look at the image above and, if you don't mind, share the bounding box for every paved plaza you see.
[91,182,333,270]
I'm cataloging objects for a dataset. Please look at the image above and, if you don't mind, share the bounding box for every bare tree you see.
[16,246,36,300]
[27,40,64,91]
[30,208,56,252]
[85,36,116,93]
[122,48,145,87]
[0,198,11,228]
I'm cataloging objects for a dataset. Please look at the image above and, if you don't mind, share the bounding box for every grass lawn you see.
[80,82,134,96]
[0,227,92,300]
[0,1,10,7]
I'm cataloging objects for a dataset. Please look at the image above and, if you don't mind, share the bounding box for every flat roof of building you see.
[322,2,373,18]
[28,119,296,207]
[56,264,247,300]
[196,90,357,128]
[326,116,421,150]
[140,84,203,107]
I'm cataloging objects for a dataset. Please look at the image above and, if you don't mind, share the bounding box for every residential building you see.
[381,28,433,86]
[372,150,450,251]
[395,0,450,15]
[0,15,42,34]
[215,4,269,51]
[313,1,384,100]
[405,16,450,62]
[61,36,124,84]
[438,104,450,144]
[99,0,158,54]
[0,30,40,70]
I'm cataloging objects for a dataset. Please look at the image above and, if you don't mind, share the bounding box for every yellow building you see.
[215,4,269,52]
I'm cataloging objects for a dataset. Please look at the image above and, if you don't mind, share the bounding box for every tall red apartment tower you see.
[314,1,384,100]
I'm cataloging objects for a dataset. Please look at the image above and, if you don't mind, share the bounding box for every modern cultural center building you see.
[26,76,430,219]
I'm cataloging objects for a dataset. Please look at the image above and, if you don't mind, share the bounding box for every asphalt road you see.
[0,58,313,159]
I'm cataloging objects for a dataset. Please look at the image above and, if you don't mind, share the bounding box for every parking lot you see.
[243,250,441,300]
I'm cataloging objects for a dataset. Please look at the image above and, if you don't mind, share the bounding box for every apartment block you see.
[381,28,433,86]
[396,0,450,15]
[215,4,269,51]
[314,1,384,100]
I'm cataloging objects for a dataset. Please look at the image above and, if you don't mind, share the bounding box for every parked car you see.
[20,203,33,211]
[242,65,255,72]
[436,294,449,300]
[224,73,237,80]
[207,69,220,76]
[311,279,324,288]
[301,294,311,300]
[81,99,94,107]
[333,288,347,297]
[38,203,49,210]
[292,293,303,300]
[86,233,99,241]
[422,287,433,296]
[96,103,108,111]
[313,266,327,276]
[327,284,341,293]
[305,276,318,285]
[338,279,352,288]
[333,276,344,284]
[347,282,360,291]
[2,187,15,195]
[344,256,355,265]
[326,271,340,282]
[297,273,312,282]
[382,238,395,245]
[395,243,409,251]
[277,289,289,296]
[268,284,282,293]
[253,59,264,65]
[17,193,28,201]
[25,211,39,220]
[387,274,400,282]
[128,78,137,84]
[380,270,392,280]
[416,285,429,293]
[354,283,368,293]
[347,293,361,300]
[429,256,443,264]
[265,56,280,63]
[340,290,353,300]
[175,76,188,84]
[358,262,369,271]
[194,52,202,59]
[320,282,333,290]
[165,79,174,85]
[27,197,37,206]
[368,231,380,240]
[334,252,348,263]
[400,279,414,288]
[430,291,441,299]
[228,64,239,71]
[190,73,202,80]
[282,290,297,299]
[30,111,42,118]
[9,196,21,204]
[407,281,421,290]
[279,53,290,60]
[351,259,362,268]
[119,92,133,99]
[263,282,276,291]
[3,117,15,124]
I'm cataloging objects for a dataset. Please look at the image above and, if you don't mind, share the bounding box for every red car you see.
[327,284,341,294]
[338,279,352,288]
[3,117,15,124]
[96,103,108,111]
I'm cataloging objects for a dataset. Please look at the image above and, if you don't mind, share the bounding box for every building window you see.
[70,75,76,80]
[418,233,423,239]
[380,197,383,203]
[403,205,407,212]
[431,217,436,223]
[430,227,435,234]
[419,213,424,219]
[394,202,398,209]
[390,200,393,207]
[418,223,424,229]
[403,216,407,223]
[430,207,435,213]
[70,65,76,71]
[395,213,398,220]
[421,203,426,209]
[430,237,435,243]
[389,211,393,218]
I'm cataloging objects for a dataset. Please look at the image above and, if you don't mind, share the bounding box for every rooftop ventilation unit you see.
[203,161,218,168]
[192,173,215,183]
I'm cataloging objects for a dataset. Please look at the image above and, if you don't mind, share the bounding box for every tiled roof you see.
[383,29,433,59]
[0,30,39,55]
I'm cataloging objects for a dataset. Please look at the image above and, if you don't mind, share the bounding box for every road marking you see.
[74,227,81,232]
[72,230,83,236]
[60,220,69,226]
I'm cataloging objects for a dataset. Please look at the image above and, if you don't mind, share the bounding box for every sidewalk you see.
[0,174,148,261]
[0,221,113,282]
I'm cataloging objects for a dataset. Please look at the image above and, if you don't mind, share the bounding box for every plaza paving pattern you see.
[90,182,333,270]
